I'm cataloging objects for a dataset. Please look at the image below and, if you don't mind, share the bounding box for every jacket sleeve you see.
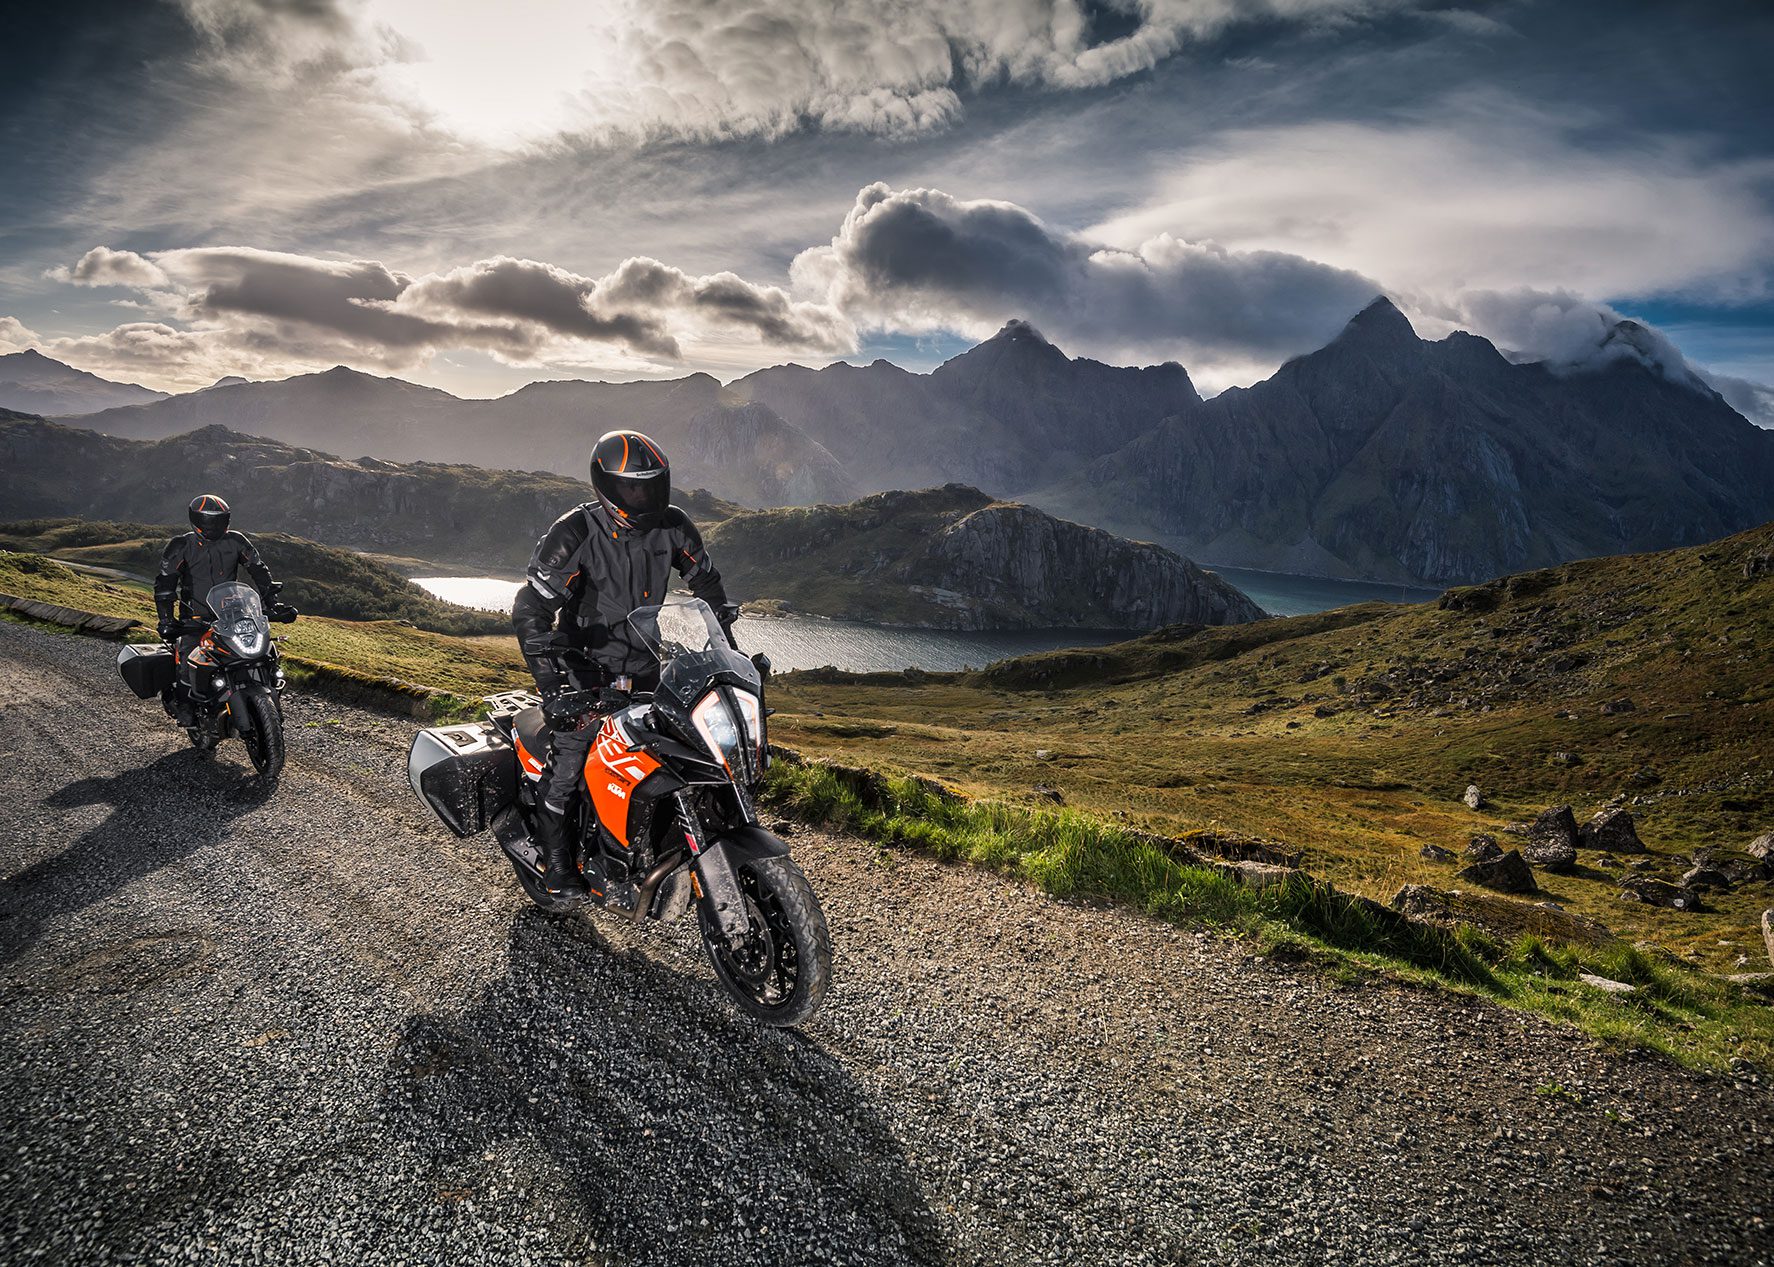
[153,537,184,621]
[232,532,277,595]
[666,509,729,608]
[513,508,589,696]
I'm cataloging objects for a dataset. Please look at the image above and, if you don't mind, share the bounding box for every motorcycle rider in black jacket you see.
[154,495,296,724]
[512,430,735,899]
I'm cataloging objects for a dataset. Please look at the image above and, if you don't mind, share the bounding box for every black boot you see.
[534,803,588,901]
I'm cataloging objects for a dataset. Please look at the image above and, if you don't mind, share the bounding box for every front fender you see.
[228,683,274,734]
[714,824,791,863]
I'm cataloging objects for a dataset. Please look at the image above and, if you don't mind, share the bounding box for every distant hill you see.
[0,518,508,636]
[0,417,740,573]
[706,484,1263,629]
[0,349,167,416]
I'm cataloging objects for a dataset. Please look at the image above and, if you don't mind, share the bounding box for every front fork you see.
[676,790,750,943]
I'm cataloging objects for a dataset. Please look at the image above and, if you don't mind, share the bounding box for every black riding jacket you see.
[154,530,277,621]
[512,502,729,693]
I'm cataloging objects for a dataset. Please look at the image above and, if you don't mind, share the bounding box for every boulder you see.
[1462,784,1483,811]
[1420,844,1456,863]
[1579,807,1645,854]
[1391,884,1612,947]
[1681,864,1732,891]
[1578,972,1635,995]
[1456,848,1537,894]
[1465,834,1503,862]
[1522,806,1580,873]
[1764,909,1774,970]
[1618,876,1701,911]
[1600,698,1636,715]
[1749,832,1774,861]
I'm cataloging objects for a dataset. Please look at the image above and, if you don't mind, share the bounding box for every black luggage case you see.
[117,643,176,700]
[408,723,517,837]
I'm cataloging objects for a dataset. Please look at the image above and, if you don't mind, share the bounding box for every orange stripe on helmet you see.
[618,434,630,472]
[636,434,664,466]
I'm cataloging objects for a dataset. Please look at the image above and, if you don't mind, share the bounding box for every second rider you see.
[511,429,736,901]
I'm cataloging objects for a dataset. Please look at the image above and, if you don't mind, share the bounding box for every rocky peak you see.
[1332,296,1421,354]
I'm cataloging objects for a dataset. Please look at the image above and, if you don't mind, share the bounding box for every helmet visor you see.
[598,470,669,523]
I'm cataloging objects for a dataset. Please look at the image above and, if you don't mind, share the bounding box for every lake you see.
[413,568,1434,673]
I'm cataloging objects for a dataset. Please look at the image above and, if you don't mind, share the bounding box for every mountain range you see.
[0,417,1256,630]
[25,298,1774,586]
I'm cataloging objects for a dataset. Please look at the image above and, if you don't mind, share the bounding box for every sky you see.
[0,0,1769,422]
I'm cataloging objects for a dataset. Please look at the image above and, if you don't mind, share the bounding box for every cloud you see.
[792,182,1381,366]
[1446,287,1774,427]
[1089,100,1774,305]
[170,0,1420,144]
[23,241,857,390]
[0,316,44,354]
[47,246,170,289]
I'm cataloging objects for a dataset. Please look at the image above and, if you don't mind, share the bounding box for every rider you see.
[512,429,736,900]
[154,495,295,724]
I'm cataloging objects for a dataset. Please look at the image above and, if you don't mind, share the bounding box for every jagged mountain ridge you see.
[35,299,1774,586]
[1038,298,1774,585]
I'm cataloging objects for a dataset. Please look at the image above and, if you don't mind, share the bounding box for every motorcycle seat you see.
[512,705,550,762]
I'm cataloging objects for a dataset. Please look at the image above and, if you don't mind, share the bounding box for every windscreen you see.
[628,600,725,666]
[206,582,269,656]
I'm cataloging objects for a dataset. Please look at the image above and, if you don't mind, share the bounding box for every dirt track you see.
[1,618,1770,1267]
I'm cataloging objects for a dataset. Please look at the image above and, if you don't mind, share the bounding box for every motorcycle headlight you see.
[221,628,266,657]
[691,691,743,770]
[730,689,762,750]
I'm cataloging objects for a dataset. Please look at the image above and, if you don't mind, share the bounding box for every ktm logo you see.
[606,781,628,800]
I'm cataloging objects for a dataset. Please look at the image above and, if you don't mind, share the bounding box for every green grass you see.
[763,758,1774,1071]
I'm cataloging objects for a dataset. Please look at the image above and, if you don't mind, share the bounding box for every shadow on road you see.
[0,749,263,966]
[381,908,945,1266]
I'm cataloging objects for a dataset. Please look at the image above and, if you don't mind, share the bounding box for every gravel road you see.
[1,618,1771,1267]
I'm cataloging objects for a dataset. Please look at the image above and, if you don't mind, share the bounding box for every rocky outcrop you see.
[1618,877,1701,911]
[1580,807,1645,854]
[1456,849,1537,894]
[682,402,856,506]
[708,485,1264,630]
[916,500,1264,629]
[1523,806,1580,873]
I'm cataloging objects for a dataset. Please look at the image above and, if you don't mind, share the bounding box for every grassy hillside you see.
[766,521,1774,975]
[0,520,509,637]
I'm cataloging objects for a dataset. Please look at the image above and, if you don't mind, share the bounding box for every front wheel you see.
[238,689,285,783]
[700,855,831,1027]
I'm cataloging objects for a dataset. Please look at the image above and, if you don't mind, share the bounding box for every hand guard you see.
[157,619,175,642]
[542,692,588,731]
[716,602,741,648]
[270,602,299,623]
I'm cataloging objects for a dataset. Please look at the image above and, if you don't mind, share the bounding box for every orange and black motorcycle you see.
[408,600,831,1026]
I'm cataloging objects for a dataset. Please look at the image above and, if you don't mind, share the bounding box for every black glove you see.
[270,602,298,623]
[157,619,175,642]
[542,692,587,730]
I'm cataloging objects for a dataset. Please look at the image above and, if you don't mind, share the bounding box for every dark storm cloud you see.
[794,183,1380,359]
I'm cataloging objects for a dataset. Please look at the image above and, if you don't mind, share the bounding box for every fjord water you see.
[415,570,1434,673]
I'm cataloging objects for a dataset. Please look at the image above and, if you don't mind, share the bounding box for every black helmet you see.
[188,493,231,538]
[590,430,670,529]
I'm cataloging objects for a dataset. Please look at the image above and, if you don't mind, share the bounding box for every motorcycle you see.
[407,599,832,1026]
[117,580,296,781]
